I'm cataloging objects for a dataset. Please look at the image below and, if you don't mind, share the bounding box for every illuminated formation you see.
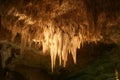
[31,25,101,71]
[1,0,120,73]
[3,9,102,71]
[4,0,120,71]
[12,11,101,71]
[42,25,101,71]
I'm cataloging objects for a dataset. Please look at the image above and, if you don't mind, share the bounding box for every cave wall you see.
[0,0,120,44]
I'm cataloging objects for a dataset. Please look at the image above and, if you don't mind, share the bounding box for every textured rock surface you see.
[0,0,120,80]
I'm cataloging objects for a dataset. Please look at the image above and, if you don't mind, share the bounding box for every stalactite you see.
[39,25,101,71]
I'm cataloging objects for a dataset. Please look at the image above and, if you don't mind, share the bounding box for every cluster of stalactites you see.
[42,27,78,71]
[40,25,101,71]
[9,10,102,71]
[10,19,102,71]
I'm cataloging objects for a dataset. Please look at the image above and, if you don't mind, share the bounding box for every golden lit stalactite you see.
[70,36,81,64]
[57,30,63,66]
[61,33,69,67]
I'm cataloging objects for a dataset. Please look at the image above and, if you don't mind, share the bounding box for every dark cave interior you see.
[0,0,120,80]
